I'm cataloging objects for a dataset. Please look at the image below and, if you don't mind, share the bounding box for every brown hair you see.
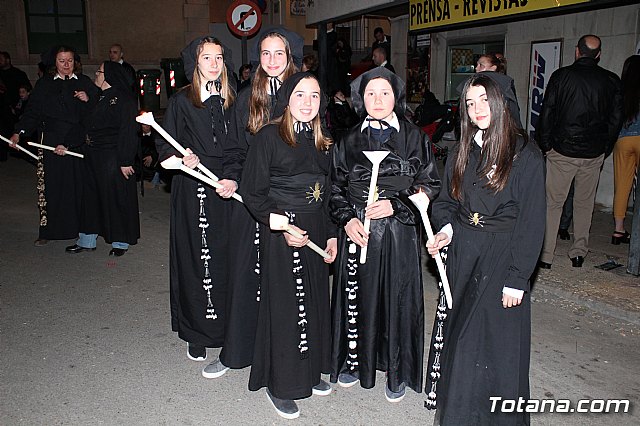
[478,54,505,74]
[247,32,298,134]
[186,37,235,110]
[270,77,332,151]
[451,74,523,200]
[51,46,81,76]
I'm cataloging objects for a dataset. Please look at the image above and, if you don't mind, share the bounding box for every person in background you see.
[371,47,395,74]
[138,122,161,186]
[65,61,140,257]
[537,34,623,269]
[237,64,252,92]
[241,71,337,420]
[9,45,98,246]
[0,51,31,161]
[302,54,318,76]
[425,73,545,425]
[109,43,137,95]
[155,36,237,363]
[335,37,352,95]
[325,89,358,142]
[611,55,640,244]
[371,27,391,63]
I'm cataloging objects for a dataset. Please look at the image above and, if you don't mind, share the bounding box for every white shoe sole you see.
[312,386,332,396]
[385,390,406,403]
[266,391,300,420]
[337,378,359,388]
[202,365,229,379]
[186,344,206,361]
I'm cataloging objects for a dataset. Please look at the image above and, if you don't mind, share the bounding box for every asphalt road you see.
[1,157,638,425]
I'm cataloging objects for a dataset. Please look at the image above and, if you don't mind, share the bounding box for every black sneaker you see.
[266,389,299,419]
[187,342,206,361]
[337,372,359,388]
[312,379,332,396]
[385,382,406,403]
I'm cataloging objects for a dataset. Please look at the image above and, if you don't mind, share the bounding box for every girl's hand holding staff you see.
[0,134,39,161]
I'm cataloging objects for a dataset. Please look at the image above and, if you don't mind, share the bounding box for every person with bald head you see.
[536,34,623,269]
[108,44,136,95]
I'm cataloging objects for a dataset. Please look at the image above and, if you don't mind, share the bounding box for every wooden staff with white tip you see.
[160,155,243,203]
[0,134,39,161]
[27,142,84,158]
[137,111,229,188]
[359,150,390,264]
[269,213,330,259]
[408,191,453,309]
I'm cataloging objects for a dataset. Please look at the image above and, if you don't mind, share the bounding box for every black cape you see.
[14,73,98,240]
[156,90,233,347]
[329,118,440,393]
[241,122,335,400]
[425,137,545,425]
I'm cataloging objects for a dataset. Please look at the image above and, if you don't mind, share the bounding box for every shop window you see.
[446,41,503,100]
[24,0,88,54]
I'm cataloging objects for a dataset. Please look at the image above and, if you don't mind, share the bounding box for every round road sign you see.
[226,0,262,37]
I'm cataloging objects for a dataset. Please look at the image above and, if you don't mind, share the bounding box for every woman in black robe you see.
[241,72,337,419]
[425,73,545,425]
[155,36,237,362]
[9,46,97,245]
[204,27,304,378]
[329,67,441,401]
[65,61,139,256]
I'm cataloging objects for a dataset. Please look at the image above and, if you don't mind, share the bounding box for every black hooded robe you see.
[80,62,140,245]
[157,91,233,348]
[329,67,441,394]
[14,73,97,240]
[241,72,335,400]
[425,138,545,426]
[219,26,304,369]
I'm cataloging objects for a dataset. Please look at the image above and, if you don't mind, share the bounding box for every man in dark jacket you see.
[537,34,623,269]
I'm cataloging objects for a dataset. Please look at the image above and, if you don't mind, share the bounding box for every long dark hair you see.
[452,74,523,200]
[247,32,298,134]
[621,55,640,128]
[186,37,235,110]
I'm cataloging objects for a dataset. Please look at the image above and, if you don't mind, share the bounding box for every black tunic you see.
[218,87,275,369]
[81,86,140,244]
[156,91,233,347]
[425,137,545,425]
[14,74,97,240]
[329,120,440,393]
[241,124,335,400]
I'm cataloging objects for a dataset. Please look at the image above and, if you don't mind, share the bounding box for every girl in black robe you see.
[425,74,545,425]
[10,46,97,244]
[65,61,140,256]
[241,72,337,419]
[329,67,441,401]
[205,27,304,377]
[155,36,237,362]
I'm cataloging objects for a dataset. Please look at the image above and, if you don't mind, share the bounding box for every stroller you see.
[413,92,458,162]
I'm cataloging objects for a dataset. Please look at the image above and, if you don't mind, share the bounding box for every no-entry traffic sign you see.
[226,0,262,37]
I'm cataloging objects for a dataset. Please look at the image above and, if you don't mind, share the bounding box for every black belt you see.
[456,206,518,233]
[269,173,326,212]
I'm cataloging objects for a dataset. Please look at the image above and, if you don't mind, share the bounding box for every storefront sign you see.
[527,39,562,140]
[409,0,590,31]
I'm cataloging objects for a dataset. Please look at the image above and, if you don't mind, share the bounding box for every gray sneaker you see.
[385,382,406,403]
[312,379,332,396]
[337,372,359,388]
[266,389,299,419]
[202,358,229,378]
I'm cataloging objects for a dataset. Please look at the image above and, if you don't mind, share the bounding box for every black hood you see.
[103,61,134,96]
[350,67,406,119]
[250,26,304,70]
[272,72,327,121]
[181,36,235,84]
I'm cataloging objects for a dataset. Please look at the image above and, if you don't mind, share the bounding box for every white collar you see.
[361,112,400,132]
[118,59,124,64]
[54,73,78,80]
[380,60,388,67]
[142,132,151,136]
[474,129,484,147]
[200,84,218,102]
